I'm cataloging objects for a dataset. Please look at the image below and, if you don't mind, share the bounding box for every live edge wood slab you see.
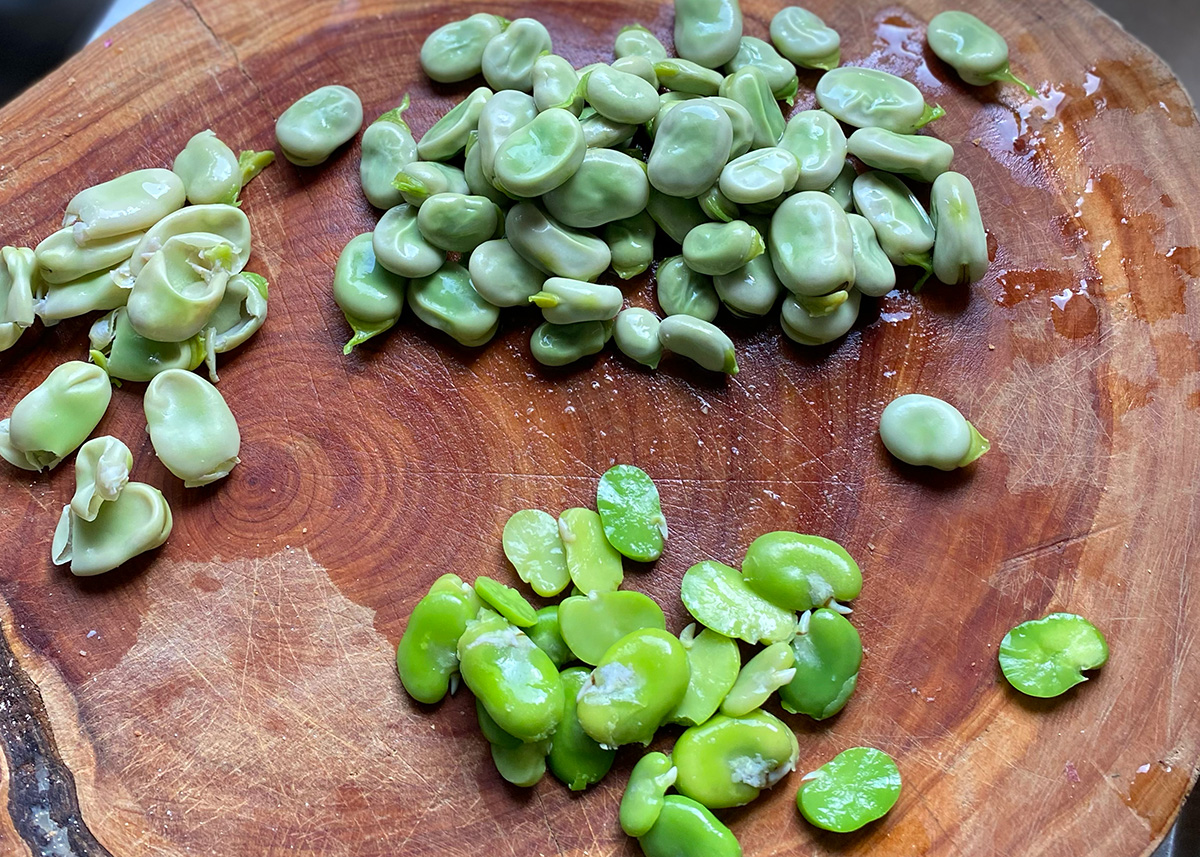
[0,0,1198,855]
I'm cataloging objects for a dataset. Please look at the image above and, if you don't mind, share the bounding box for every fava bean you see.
[673,710,799,808]
[879,393,989,470]
[275,85,363,166]
[334,233,407,353]
[726,36,800,103]
[88,308,205,382]
[816,67,943,134]
[35,227,141,285]
[648,100,733,199]
[770,6,840,70]
[0,361,111,472]
[481,18,552,92]
[720,641,796,716]
[669,624,741,726]
[927,11,1037,96]
[503,509,571,596]
[530,320,610,366]
[417,193,501,253]
[373,203,445,279]
[742,531,861,612]
[0,247,35,351]
[579,108,638,149]
[576,628,689,747]
[658,315,738,374]
[505,203,612,281]
[528,606,572,667]
[492,108,586,198]
[144,370,240,487]
[780,289,860,345]
[51,482,171,576]
[360,98,417,209]
[769,192,854,296]
[533,55,583,114]
[172,129,240,205]
[713,253,783,317]
[657,255,720,321]
[639,796,742,857]
[613,307,663,369]
[719,66,785,149]
[930,171,989,286]
[476,89,538,184]
[780,607,862,719]
[559,507,624,593]
[798,747,901,832]
[408,260,500,347]
[611,55,659,87]
[530,277,622,324]
[392,161,471,207]
[706,96,756,159]
[847,213,896,297]
[851,171,935,283]
[674,0,744,69]
[396,576,479,704]
[463,131,512,207]
[585,65,661,125]
[998,612,1109,698]
[847,127,954,183]
[604,212,657,280]
[418,86,492,161]
[646,188,710,245]
[680,560,796,644]
[476,696,522,749]
[474,575,538,627]
[33,269,128,327]
[720,148,800,205]
[543,148,649,229]
[596,464,667,562]
[458,611,564,742]
[615,24,669,62]
[549,667,616,790]
[620,752,678,836]
[682,221,764,277]
[467,238,545,307]
[420,13,507,83]
[700,183,739,223]
[560,590,666,665]
[204,271,267,369]
[127,234,232,342]
[68,436,132,522]
[63,168,186,243]
[781,110,849,192]
[653,59,725,96]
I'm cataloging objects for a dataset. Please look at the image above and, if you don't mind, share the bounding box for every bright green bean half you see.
[559,507,624,593]
[720,641,796,716]
[548,667,616,790]
[780,607,862,719]
[669,624,742,726]
[797,747,901,832]
[560,590,666,665]
[502,508,570,597]
[620,752,678,836]
[638,796,742,857]
[596,464,667,561]
[680,560,796,644]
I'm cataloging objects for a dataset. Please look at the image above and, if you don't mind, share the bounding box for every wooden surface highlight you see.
[0,1,1199,855]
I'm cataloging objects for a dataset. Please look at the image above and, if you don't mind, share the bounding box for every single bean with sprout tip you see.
[334,233,406,354]
[682,221,764,277]
[360,98,417,209]
[659,315,738,374]
[816,67,944,134]
[529,277,622,324]
[172,129,240,205]
[927,10,1038,96]
[639,796,742,857]
[770,6,840,70]
[851,171,935,285]
[878,393,990,470]
[780,289,861,346]
[847,127,954,183]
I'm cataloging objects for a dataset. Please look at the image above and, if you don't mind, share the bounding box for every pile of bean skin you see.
[316,4,1035,372]
[396,464,903,853]
[0,131,275,575]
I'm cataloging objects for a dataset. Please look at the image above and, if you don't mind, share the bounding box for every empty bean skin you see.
[780,110,849,192]
[127,233,233,343]
[360,99,418,209]
[467,238,545,307]
[604,212,657,280]
[817,67,944,134]
[533,55,583,114]
[63,169,186,244]
[847,213,896,297]
[852,171,936,281]
[657,255,720,321]
[770,192,855,297]
[613,307,663,369]
[333,233,407,354]
[51,481,172,577]
[172,129,241,206]
[492,108,587,198]
[648,100,733,199]
[781,289,861,346]
[930,171,989,285]
[88,308,205,382]
[543,148,650,229]
[206,271,268,358]
[659,315,739,374]
[927,10,1038,96]
[719,66,785,149]
[0,247,35,351]
[847,127,954,183]
[505,203,612,282]
[408,260,500,347]
[33,269,127,327]
[615,23,669,62]
[69,436,132,522]
[416,193,501,254]
[770,6,840,70]
[674,0,744,69]
[275,85,363,166]
[420,13,508,83]
[144,370,240,487]
[475,89,537,181]
[482,18,552,92]
[0,361,112,473]
[373,204,445,279]
[720,147,800,205]
[120,203,251,284]
[714,253,783,317]
[585,65,661,125]
[35,228,140,285]
[879,392,990,470]
[639,796,742,857]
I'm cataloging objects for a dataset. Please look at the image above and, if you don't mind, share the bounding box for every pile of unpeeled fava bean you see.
[396,464,902,853]
[319,4,1035,371]
[0,133,275,575]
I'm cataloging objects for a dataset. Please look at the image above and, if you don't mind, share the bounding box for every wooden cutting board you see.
[0,0,1198,854]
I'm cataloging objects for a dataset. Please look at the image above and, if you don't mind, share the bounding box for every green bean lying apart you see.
[275,85,363,166]
[879,393,990,470]
[927,10,1038,96]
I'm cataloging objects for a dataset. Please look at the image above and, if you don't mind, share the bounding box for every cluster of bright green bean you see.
[0,130,274,575]
[316,5,1034,371]
[395,464,902,852]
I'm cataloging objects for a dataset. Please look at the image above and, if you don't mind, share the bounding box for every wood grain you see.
[0,0,1198,855]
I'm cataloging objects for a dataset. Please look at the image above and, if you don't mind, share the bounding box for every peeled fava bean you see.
[505,203,611,282]
[930,171,989,286]
[781,607,862,719]
[458,610,565,742]
[420,13,507,83]
[852,171,936,281]
[63,169,186,244]
[530,278,622,324]
[596,464,667,562]
[615,24,669,62]
[576,628,689,748]
[373,204,445,279]
[770,192,854,297]
[530,321,610,367]
[714,253,783,318]
[502,509,570,597]
[817,67,944,134]
[408,260,500,347]
[669,624,742,726]
[659,315,738,374]
[770,6,840,70]
[548,667,617,791]
[673,710,799,808]
[559,507,624,593]
[89,308,206,383]
[719,66,785,149]
[847,127,954,183]
[781,289,861,346]
[360,98,418,209]
[418,86,492,162]
[680,560,796,645]
[417,193,500,254]
[0,361,111,472]
[69,436,133,522]
[172,129,241,205]
[656,255,720,322]
[542,148,649,229]
[334,233,406,354]
[127,233,232,343]
[879,393,990,470]
[275,85,363,166]
[742,531,861,612]
[481,17,552,92]
[621,752,678,837]
[927,10,1037,95]
[0,247,36,351]
[604,212,657,280]
[613,307,663,369]
[639,796,742,857]
[648,100,733,200]
[781,110,849,192]
[682,221,764,277]
[144,370,240,487]
[52,482,172,576]
[847,213,896,297]
[674,0,744,69]
[35,228,141,285]
[726,36,800,104]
